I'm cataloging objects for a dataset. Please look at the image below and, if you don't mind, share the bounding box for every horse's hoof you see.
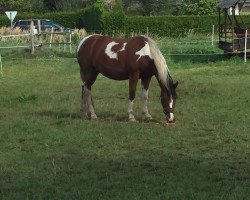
[128,117,137,122]
[142,114,152,122]
[80,111,93,120]
[81,114,90,120]
[90,114,98,120]
[161,119,175,126]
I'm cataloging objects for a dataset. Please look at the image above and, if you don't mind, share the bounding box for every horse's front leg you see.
[128,73,139,122]
[141,77,152,121]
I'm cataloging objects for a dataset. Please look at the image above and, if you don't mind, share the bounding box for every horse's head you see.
[161,81,178,123]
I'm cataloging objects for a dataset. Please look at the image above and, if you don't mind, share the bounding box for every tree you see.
[43,0,96,12]
[0,0,97,13]
[141,0,170,15]
[123,0,182,16]
[174,0,218,15]
[0,0,33,13]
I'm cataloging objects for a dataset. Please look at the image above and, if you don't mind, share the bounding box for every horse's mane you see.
[145,36,172,90]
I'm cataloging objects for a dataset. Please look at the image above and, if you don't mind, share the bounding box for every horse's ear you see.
[173,81,179,89]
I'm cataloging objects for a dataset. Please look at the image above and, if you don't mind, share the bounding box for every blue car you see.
[13,19,72,32]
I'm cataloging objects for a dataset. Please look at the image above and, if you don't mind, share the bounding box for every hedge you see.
[1,10,250,37]
[124,16,218,37]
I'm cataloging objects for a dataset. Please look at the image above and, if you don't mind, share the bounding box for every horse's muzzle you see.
[166,112,175,123]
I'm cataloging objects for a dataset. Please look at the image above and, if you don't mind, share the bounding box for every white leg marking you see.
[169,113,174,122]
[128,100,136,122]
[169,98,173,109]
[141,87,152,121]
[135,41,152,62]
[81,84,97,119]
[105,42,127,60]
[168,97,174,122]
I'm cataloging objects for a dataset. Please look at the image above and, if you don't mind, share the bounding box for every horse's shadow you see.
[37,110,81,120]
[170,54,231,63]
[37,110,127,122]
[37,110,158,123]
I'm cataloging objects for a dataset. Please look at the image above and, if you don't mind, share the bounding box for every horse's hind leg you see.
[141,77,152,121]
[80,70,98,120]
[81,84,97,120]
[128,73,139,122]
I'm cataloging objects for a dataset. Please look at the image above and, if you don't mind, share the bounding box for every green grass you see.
[0,50,249,199]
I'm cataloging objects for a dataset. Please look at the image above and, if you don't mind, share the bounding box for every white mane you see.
[146,36,171,88]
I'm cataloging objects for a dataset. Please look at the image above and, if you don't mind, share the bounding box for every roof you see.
[243,0,250,6]
[216,0,244,9]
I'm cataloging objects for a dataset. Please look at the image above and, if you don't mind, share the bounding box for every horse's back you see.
[77,34,148,60]
[77,35,155,80]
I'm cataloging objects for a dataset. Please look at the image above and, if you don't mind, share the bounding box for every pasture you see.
[0,45,249,199]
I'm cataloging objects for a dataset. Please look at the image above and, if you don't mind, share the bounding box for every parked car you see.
[13,19,72,32]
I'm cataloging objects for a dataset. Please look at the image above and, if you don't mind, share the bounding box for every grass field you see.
[0,48,249,199]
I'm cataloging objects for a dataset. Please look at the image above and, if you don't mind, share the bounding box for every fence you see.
[0,54,2,77]
[0,25,249,68]
[0,21,73,54]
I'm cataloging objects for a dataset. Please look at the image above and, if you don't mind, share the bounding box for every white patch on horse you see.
[128,100,136,121]
[169,97,174,122]
[77,35,95,54]
[120,42,127,52]
[169,98,173,109]
[141,87,149,114]
[105,41,119,59]
[141,86,152,120]
[105,42,127,60]
[169,113,174,122]
[135,41,152,62]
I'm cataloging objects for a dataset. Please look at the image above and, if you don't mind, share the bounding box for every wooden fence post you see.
[69,33,72,53]
[212,25,215,46]
[64,33,66,51]
[37,19,42,44]
[50,27,54,48]
[0,54,3,77]
[244,29,248,63]
[30,21,35,54]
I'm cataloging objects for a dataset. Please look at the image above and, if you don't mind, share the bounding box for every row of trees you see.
[124,0,218,16]
[0,0,95,13]
[0,0,219,16]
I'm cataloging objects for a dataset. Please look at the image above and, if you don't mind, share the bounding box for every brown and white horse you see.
[77,34,178,123]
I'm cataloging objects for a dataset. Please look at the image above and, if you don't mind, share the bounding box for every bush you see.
[174,0,217,16]
[78,0,125,33]
[0,15,11,27]
[1,8,250,38]
[124,15,218,37]
[77,1,105,32]
[102,0,125,34]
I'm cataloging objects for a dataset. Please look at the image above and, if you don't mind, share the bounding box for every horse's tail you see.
[146,37,171,88]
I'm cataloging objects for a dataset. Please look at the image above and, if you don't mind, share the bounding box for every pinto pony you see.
[77,34,178,123]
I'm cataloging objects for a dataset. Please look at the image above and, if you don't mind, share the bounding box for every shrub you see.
[1,9,250,37]
[124,15,218,37]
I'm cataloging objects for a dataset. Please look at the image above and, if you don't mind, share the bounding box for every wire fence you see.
[0,27,74,53]
[0,25,249,68]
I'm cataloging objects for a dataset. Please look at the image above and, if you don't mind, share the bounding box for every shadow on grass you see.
[37,110,81,119]
[1,48,75,60]
[37,110,162,124]
[170,53,236,63]
[37,110,129,122]
[0,148,248,200]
